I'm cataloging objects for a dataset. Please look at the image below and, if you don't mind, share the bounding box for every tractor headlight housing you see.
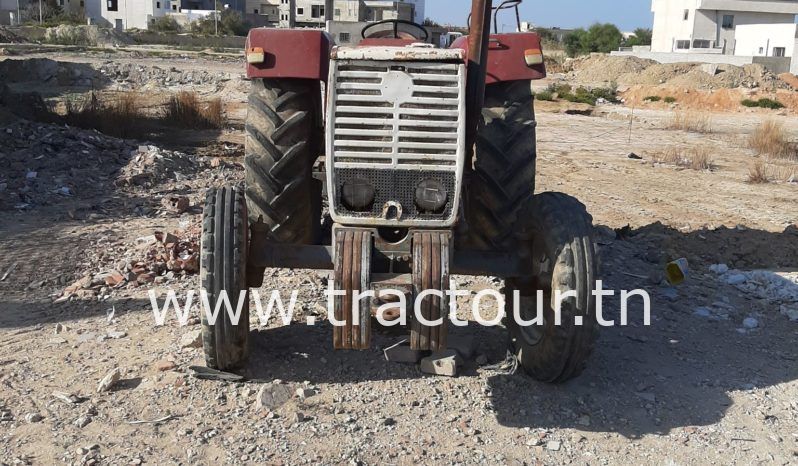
[414,179,448,213]
[341,177,376,211]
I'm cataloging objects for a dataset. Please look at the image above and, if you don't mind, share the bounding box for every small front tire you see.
[200,186,250,370]
[506,192,598,383]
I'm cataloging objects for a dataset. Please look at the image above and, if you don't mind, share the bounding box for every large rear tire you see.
[245,78,322,244]
[200,186,250,371]
[460,80,537,251]
[506,192,598,383]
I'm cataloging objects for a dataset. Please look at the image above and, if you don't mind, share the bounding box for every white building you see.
[85,0,173,30]
[651,0,798,58]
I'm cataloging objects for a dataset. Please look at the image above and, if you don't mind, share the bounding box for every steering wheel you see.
[361,20,429,41]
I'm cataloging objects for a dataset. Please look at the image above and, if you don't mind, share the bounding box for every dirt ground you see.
[0,49,797,465]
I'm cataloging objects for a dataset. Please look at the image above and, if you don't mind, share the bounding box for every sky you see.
[425,0,654,31]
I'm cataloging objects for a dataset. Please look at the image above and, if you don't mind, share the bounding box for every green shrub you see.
[664,96,677,103]
[756,98,784,109]
[742,98,785,109]
[643,95,661,102]
[543,84,619,106]
[534,90,554,101]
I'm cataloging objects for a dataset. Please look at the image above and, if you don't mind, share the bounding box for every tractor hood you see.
[331,46,466,62]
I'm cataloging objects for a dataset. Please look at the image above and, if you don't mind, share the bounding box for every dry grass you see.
[652,145,715,171]
[747,160,797,184]
[747,161,770,184]
[748,120,797,161]
[688,146,713,170]
[162,91,224,129]
[667,111,712,133]
[62,91,143,138]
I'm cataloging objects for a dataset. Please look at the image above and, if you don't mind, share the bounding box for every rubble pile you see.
[0,27,23,43]
[0,58,237,90]
[116,145,201,187]
[57,228,201,302]
[0,119,136,210]
[0,58,101,88]
[710,266,798,322]
[97,62,234,88]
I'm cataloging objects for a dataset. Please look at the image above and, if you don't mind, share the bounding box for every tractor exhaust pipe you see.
[465,0,493,168]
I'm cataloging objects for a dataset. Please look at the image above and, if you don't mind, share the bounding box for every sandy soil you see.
[0,50,796,465]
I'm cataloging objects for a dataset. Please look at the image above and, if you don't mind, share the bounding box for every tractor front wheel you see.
[505,192,598,383]
[200,186,250,371]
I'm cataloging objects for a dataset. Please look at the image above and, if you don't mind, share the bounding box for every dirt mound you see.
[44,25,133,47]
[572,55,789,91]
[0,58,102,88]
[778,72,798,90]
[569,54,657,84]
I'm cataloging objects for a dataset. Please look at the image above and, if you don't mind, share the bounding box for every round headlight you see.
[415,179,447,213]
[341,177,376,211]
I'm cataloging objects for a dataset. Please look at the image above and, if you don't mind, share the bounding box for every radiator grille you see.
[327,58,466,227]
[329,60,466,172]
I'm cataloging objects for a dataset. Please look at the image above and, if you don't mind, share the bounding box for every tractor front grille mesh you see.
[334,168,456,220]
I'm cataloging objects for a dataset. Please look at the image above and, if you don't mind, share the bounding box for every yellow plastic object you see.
[666,258,689,285]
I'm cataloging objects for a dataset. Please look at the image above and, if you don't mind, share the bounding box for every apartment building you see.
[651,0,798,57]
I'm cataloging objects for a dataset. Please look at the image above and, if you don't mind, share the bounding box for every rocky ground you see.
[0,50,797,465]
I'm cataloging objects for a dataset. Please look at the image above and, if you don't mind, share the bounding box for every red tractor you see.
[200,0,598,383]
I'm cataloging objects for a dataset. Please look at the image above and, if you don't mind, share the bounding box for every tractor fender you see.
[451,32,546,84]
[245,28,333,81]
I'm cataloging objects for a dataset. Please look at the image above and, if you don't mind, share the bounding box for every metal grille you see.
[327,57,466,227]
[334,168,456,220]
[329,60,466,172]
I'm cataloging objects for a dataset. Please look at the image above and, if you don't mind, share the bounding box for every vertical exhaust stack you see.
[465,0,493,169]
[325,0,334,31]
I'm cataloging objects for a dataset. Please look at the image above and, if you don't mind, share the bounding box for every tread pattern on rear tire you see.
[201,186,250,370]
[506,192,598,383]
[245,78,321,244]
[461,80,537,251]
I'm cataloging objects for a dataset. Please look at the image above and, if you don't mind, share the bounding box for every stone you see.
[107,330,127,339]
[420,350,460,377]
[383,417,396,426]
[636,392,656,403]
[74,415,92,428]
[295,387,315,399]
[780,305,798,322]
[55,323,65,334]
[155,360,177,372]
[25,413,43,423]
[693,307,712,318]
[725,273,748,286]
[180,329,202,348]
[546,440,561,451]
[97,367,121,393]
[104,271,125,286]
[256,382,293,410]
[742,317,759,329]
[383,339,422,364]
[709,264,729,274]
